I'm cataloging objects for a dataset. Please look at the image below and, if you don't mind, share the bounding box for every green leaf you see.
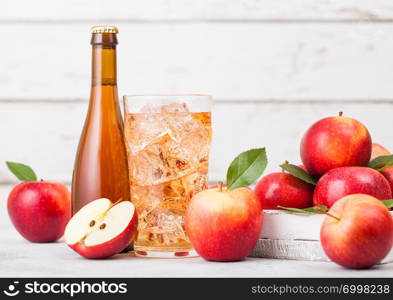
[382,199,393,209]
[226,148,267,190]
[6,161,37,182]
[277,205,329,214]
[368,155,393,171]
[303,205,329,213]
[280,162,317,185]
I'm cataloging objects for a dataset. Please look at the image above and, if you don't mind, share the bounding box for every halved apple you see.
[64,198,137,259]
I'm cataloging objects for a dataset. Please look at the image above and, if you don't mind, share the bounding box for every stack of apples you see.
[254,113,393,269]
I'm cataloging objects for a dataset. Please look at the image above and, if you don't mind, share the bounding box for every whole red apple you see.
[321,194,393,269]
[8,181,71,242]
[371,143,390,160]
[300,113,372,178]
[254,172,313,209]
[185,186,263,261]
[314,166,392,207]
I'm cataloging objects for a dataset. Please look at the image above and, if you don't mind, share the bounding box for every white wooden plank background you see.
[1,101,392,184]
[1,23,393,101]
[3,0,393,21]
[1,1,393,186]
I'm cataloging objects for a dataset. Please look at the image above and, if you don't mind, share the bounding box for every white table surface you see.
[1,185,392,278]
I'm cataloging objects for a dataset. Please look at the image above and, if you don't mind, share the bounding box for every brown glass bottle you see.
[71,26,130,214]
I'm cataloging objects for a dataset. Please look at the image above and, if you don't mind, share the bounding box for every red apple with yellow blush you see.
[186,148,267,262]
[301,113,372,178]
[320,194,393,269]
[185,185,263,261]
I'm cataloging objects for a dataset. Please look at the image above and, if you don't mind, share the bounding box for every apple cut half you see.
[64,198,138,259]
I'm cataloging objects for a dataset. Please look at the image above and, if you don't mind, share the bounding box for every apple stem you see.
[218,181,224,192]
[96,198,125,222]
[281,160,289,172]
[314,206,341,221]
[40,179,44,182]
[107,198,124,210]
[325,212,340,221]
[339,111,343,117]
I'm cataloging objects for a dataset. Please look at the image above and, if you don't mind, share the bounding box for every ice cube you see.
[139,102,189,114]
[181,172,208,199]
[131,179,189,213]
[126,103,211,185]
[136,208,187,245]
[147,211,187,244]
[125,113,169,155]
[131,184,162,213]
[160,102,189,113]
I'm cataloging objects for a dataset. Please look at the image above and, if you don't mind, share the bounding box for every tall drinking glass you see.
[123,95,212,258]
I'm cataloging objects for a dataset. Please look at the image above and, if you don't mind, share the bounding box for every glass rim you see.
[123,93,212,99]
[123,94,212,113]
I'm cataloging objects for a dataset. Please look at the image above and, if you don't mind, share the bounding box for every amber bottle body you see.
[71,33,130,214]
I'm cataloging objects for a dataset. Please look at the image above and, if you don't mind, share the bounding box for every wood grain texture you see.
[1,101,393,184]
[250,239,393,263]
[251,239,329,261]
[3,0,393,21]
[1,23,393,101]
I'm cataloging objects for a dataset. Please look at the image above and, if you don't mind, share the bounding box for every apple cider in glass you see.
[123,95,212,258]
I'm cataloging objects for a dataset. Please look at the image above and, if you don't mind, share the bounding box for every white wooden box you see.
[250,210,393,264]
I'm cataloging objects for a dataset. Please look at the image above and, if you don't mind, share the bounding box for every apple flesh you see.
[185,187,263,262]
[64,198,137,259]
[254,172,313,209]
[300,114,371,178]
[8,181,71,242]
[313,166,392,208]
[371,143,390,160]
[320,194,393,269]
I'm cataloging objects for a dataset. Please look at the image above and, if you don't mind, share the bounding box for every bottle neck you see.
[91,45,117,86]
[90,33,118,86]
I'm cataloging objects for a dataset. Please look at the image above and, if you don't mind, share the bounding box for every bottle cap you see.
[91,25,119,34]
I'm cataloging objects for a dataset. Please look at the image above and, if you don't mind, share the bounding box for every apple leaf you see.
[368,155,393,171]
[279,162,317,185]
[277,205,329,214]
[226,148,267,190]
[382,199,393,209]
[6,161,37,182]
